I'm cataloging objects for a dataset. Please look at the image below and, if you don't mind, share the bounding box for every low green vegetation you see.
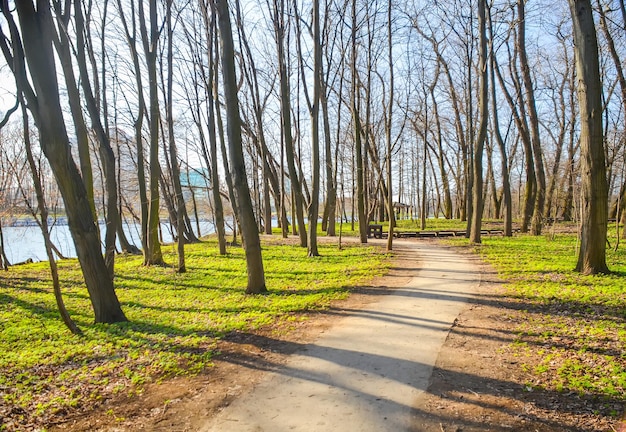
[394,217,469,231]
[0,238,388,428]
[459,232,626,406]
[393,217,503,232]
[272,221,361,237]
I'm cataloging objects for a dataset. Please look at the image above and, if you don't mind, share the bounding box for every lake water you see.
[1,220,217,264]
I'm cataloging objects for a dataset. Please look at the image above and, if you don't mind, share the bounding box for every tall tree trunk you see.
[518,0,546,235]
[1,1,126,323]
[307,0,321,257]
[351,0,367,243]
[49,3,97,228]
[164,3,186,272]
[486,137,501,220]
[280,125,289,238]
[385,1,395,251]
[214,74,239,246]
[206,58,228,254]
[561,85,577,223]
[493,32,535,233]
[272,0,307,247]
[73,0,119,276]
[421,133,427,230]
[470,0,488,243]
[193,2,228,254]
[569,0,609,274]
[0,221,8,270]
[116,0,150,255]
[488,4,512,236]
[414,27,469,222]
[215,0,267,293]
[21,99,81,334]
[431,85,453,220]
[113,94,141,255]
[597,0,626,223]
[233,0,282,238]
[140,0,164,265]
[321,87,336,236]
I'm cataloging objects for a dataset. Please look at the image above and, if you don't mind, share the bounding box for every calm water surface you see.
[2,221,216,264]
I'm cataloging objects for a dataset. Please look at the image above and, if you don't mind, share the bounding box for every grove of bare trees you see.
[0,0,623,324]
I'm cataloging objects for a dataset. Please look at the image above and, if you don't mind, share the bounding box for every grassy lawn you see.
[393,217,502,232]
[0,237,388,428]
[394,217,470,231]
[454,231,626,410]
[273,221,362,237]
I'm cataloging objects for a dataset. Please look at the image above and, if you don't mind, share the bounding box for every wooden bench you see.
[367,224,383,239]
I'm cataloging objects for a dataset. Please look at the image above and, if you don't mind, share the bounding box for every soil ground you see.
[50,238,624,432]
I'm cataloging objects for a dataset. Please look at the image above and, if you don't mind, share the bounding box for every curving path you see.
[200,239,480,432]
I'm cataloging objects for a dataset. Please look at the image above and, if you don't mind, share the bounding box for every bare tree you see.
[469,0,488,243]
[351,0,367,243]
[19,100,81,334]
[569,0,609,274]
[385,0,395,251]
[488,3,512,236]
[517,0,546,235]
[67,0,120,276]
[308,0,322,257]
[0,99,18,270]
[183,0,228,254]
[116,0,150,256]
[164,0,187,272]
[139,0,164,265]
[0,0,126,323]
[271,0,307,247]
[215,0,267,293]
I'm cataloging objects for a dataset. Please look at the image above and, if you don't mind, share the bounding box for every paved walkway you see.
[201,239,480,432]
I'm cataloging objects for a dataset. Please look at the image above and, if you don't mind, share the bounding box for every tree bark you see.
[21,100,81,334]
[272,0,307,247]
[494,30,535,233]
[201,0,228,254]
[139,0,164,265]
[351,0,367,244]
[469,0,488,244]
[385,1,395,251]
[215,0,267,293]
[165,2,186,272]
[307,0,321,257]
[488,4,512,236]
[1,0,126,323]
[116,0,150,255]
[597,0,626,227]
[430,83,453,220]
[49,2,98,228]
[73,0,119,276]
[569,0,609,274]
[518,0,546,235]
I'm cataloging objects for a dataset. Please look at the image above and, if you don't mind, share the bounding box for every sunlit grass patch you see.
[0,237,388,427]
[452,232,626,409]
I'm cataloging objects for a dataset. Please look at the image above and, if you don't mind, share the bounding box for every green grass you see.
[272,217,474,236]
[272,221,362,237]
[395,217,469,231]
[454,232,626,406]
[0,237,388,427]
[271,216,474,236]
[389,217,502,232]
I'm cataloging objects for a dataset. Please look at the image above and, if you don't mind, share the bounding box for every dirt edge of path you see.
[412,243,623,432]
